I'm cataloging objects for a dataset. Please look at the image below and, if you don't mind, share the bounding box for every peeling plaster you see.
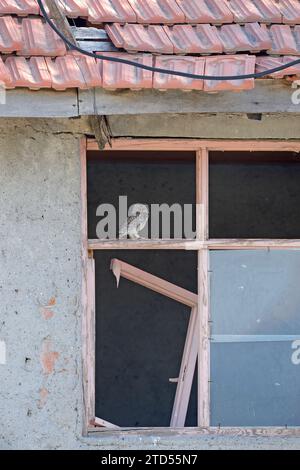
[38,388,49,409]
[40,297,56,320]
[41,339,59,375]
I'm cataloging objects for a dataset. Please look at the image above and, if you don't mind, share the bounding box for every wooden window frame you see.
[82,137,300,437]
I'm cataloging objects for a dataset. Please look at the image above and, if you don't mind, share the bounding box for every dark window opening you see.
[87,151,196,240]
[94,250,197,428]
[209,151,300,239]
[87,151,198,428]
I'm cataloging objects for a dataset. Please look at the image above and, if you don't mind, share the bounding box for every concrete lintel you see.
[0,89,79,118]
[79,80,300,116]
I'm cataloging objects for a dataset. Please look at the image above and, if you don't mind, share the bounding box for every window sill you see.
[87,426,300,437]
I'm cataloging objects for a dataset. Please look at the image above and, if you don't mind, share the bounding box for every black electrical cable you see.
[38,0,300,81]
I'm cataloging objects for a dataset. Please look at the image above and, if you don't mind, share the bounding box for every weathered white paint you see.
[291,340,300,365]
[212,335,300,343]
[0,340,6,365]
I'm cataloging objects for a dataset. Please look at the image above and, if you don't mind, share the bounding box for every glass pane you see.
[210,250,300,426]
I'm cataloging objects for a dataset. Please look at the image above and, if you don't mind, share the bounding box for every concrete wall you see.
[0,117,300,449]
[108,113,300,139]
[0,119,84,449]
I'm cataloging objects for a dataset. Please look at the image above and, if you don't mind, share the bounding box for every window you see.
[210,151,300,239]
[210,250,300,426]
[209,151,300,427]
[94,251,198,428]
[82,139,300,435]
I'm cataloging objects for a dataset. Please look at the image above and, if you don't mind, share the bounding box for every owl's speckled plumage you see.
[119,203,149,240]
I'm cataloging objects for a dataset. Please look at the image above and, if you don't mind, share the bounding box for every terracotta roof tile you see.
[218,24,256,53]
[57,0,89,18]
[41,0,89,18]
[255,55,284,77]
[293,24,300,49]
[5,56,51,89]
[0,56,13,88]
[68,53,102,87]
[204,54,256,92]
[252,0,282,23]
[277,54,300,77]
[226,0,264,23]
[87,0,136,24]
[0,16,22,54]
[46,54,91,90]
[219,23,272,53]
[1,0,300,27]
[267,24,299,55]
[175,0,233,24]
[127,0,185,24]
[243,22,272,50]
[153,56,205,90]
[107,22,281,55]
[0,0,39,16]
[20,18,67,56]
[0,52,298,91]
[102,52,153,90]
[278,0,300,25]
[0,0,299,93]
[165,24,223,54]
[106,23,174,54]
[256,54,300,77]
[0,16,67,57]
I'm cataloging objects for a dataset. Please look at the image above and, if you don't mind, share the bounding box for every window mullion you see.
[197,148,210,427]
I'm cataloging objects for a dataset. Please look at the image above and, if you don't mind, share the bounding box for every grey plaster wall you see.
[108,113,300,139]
[0,118,299,450]
[0,119,84,449]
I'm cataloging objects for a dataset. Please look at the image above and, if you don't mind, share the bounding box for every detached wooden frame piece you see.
[84,138,300,436]
[110,258,198,428]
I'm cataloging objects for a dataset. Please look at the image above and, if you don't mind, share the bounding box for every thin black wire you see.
[38,0,300,81]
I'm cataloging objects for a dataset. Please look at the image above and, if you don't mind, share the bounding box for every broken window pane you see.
[95,250,198,427]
